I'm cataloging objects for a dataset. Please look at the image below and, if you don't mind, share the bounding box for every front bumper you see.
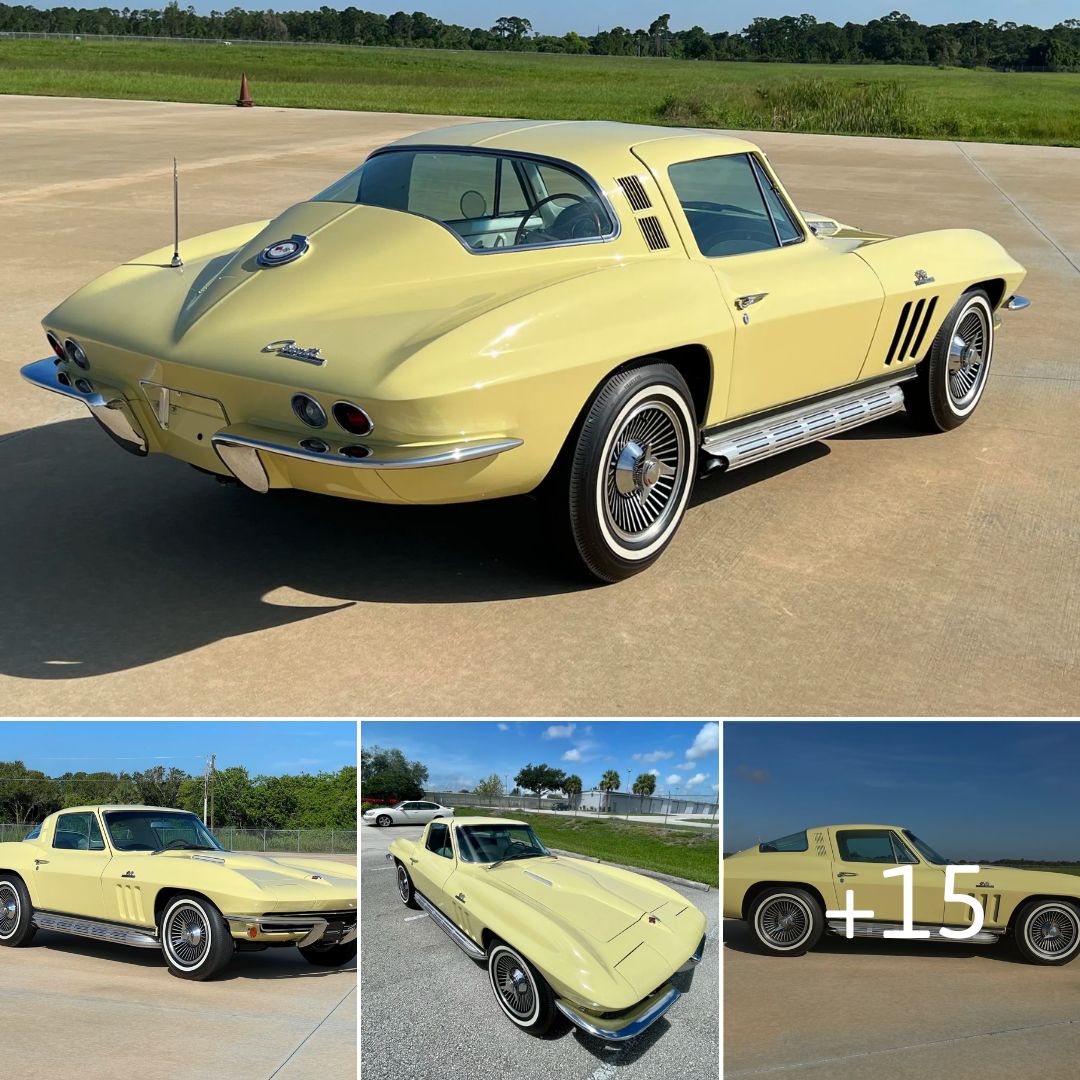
[224,910,357,947]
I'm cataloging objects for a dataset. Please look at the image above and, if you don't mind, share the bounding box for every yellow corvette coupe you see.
[725,824,1080,965]
[388,816,707,1039]
[0,805,357,980]
[23,120,1029,581]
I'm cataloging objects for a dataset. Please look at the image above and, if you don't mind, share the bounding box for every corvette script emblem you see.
[262,339,325,366]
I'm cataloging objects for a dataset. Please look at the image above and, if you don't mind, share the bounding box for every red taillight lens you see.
[332,401,373,436]
[46,332,65,359]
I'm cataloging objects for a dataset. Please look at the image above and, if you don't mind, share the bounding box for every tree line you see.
[0,760,357,830]
[1,7,1079,71]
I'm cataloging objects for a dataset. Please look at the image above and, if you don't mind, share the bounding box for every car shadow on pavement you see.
[32,932,357,979]
[723,919,1030,965]
[0,418,594,680]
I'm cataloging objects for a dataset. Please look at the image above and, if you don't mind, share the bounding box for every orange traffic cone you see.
[236,73,254,108]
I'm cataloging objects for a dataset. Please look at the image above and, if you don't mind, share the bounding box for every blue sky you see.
[22,2,1075,34]
[362,720,719,797]
[725,721,1080,860]
[1,720,356,777]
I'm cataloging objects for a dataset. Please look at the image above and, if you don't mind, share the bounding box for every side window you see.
[536,162,592,201]
[837,830,901,863]
[426,823,453,859]
[408,151,496,222]
[401,802,419,810]
[750,156,802,245]
[54,812,105,852]
[759,830,808,853]
[668,154,779,258]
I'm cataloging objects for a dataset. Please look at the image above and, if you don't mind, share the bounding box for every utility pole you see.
[209,753,216,831]
[202,757,209,825]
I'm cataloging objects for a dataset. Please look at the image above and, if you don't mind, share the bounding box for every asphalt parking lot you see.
[0,854,356,1080]
[360,823,720,1080]
[723,918,1080,1078]
[0,96,1077,714]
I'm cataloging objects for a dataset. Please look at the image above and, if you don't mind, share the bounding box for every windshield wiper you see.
[486,851,548,871]
[150,842,216,856]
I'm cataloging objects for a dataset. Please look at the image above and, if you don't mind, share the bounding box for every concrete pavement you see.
[723,917,1080,1078]
[0,96,1077,715]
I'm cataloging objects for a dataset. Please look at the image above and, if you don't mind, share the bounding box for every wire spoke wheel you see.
[167,903,210,967]
[1028,906,1079,958]
[603,399,686,545]
[0,883,19,939]
[493,951,536,1019]
[758,897,810,947]
[947,303,990,411]
[397,865,409,902]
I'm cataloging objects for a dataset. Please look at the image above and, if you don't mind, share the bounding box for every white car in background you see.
[363,800,455,827]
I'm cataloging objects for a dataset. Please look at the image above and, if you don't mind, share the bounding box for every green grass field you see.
[453,805,719,887]
[996,863,1080,877]
[2,39,1080,145]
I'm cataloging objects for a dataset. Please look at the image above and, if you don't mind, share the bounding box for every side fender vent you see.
[885,295,940,365]
[638,216,669,251]
[616,174,652,211]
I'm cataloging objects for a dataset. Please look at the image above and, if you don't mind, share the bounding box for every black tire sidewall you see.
[160,894,234,981]
[396,861,419,909]
[1014,900,1080,966]
[568,364,698,583]
[486,938,556,1035]
[298,939,357,967]
[377,816,392,827]
[748,888,824,957]
[0,875,36,947]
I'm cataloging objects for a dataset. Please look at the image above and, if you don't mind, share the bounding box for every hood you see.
[46,200,614,389]
[973,864,1080,896]
[486,857,671,942]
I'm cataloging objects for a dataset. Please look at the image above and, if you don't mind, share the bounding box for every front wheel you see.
[0,876,36,947]
[376,815,392,827]
[747,887,824,957]
[160,894,234,981]
[1013,900,1080,966]
[560,363,698,582]
[299,940,357,967]
[395,860,420,909]
[487,938,557,1035]
[903,288,994,432]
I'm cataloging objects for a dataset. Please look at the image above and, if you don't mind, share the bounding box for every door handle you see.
[837,871,858,879]
[735,292,768,311]
[34,859,49,866]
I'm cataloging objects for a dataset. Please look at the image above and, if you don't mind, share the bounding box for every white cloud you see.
[712,782,720,791]
[686,721,720,761]
[632,749,674,764]
[497,723,509,731]
[666,774,682,785]
[562,748,583,762]
[648,768,660,777]
[686,772,707,788]
[544,724,576,739]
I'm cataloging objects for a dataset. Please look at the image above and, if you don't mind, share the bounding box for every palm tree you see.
[631,772,657,813]
[562,774,582,810]
[598,769,620,812]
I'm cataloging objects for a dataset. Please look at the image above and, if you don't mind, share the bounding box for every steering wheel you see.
[514,192,601,246]
[159,838,196,850]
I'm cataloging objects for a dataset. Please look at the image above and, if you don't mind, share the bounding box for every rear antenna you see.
[170,157,183,269]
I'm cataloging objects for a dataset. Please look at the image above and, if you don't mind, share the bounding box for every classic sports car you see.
[362,799,454,826]
[725,824,1080,965]
[0,805,357,980]
[22,120,1029,581]
[387,816,706,1039]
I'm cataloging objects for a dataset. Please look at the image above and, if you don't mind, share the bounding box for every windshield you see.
[456,824,550,864]
[313,149,614,252]
[103,810,224,853]
[903,830,949,865]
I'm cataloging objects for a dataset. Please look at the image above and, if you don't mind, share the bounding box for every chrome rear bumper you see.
[20,357,147,455]
[555,983,683,1042]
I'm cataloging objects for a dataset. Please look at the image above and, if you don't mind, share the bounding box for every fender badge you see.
[262,339,325,366]
[257,234,309,267]
[914,269,935,286]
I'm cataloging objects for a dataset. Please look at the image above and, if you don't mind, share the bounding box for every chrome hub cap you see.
[0,885,17,938]
[606,401,684,544]
[167,905,209,966]
[397,866,409,900]
[494,952,535,1018]
[1030,908,1077,957]
[758,898,810,947]
[947,305,990,410]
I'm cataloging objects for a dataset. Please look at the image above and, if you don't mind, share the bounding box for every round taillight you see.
[291,394,326,429]
[339,444,371,459]
[332,401,373,436]
[64,338,89,369]
[299,437,329,454]
[46,331,65,359]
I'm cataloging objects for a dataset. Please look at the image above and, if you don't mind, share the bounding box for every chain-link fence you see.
[0,823,356,853]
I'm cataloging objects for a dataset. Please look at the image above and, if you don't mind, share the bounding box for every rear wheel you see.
[747,888,824,957]
[903,289,994,432]
[0,876,36,947]
[299,939,357,967]
[487,938,556,1035]
[1014,900,1080,966]
[160,894,234,981]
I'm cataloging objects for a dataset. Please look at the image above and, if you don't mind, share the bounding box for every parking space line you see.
[404,914,428,922]
[266,984,357,1080]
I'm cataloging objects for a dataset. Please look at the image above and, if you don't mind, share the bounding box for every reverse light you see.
[332,401,374,436]
[64,338,89,369]
[291,393,326,429]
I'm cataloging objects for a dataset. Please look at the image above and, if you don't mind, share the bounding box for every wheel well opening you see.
[1006,894,1080,934]
[742,881,828,920]
[155,888,213,926]
[971,278,1007,310]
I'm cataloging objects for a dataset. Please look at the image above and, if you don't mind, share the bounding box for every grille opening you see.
[638,216,669,251]
[616,174,652,211]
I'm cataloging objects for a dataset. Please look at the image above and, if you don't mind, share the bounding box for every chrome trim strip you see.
[340,923,358,945]
[522,870,553,886]
[191,854,226,865]
[32,911,160,949]
[412,891,486,959]
[1004,294,1030,311]
[21,358,148,453]
[677,933,706,972]
[212,430,523,484]
[702,382,906,472]
[826,920,1000,944]
[554,984,682,1042]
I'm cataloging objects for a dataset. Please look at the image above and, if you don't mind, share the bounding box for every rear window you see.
[759,831,808,853]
